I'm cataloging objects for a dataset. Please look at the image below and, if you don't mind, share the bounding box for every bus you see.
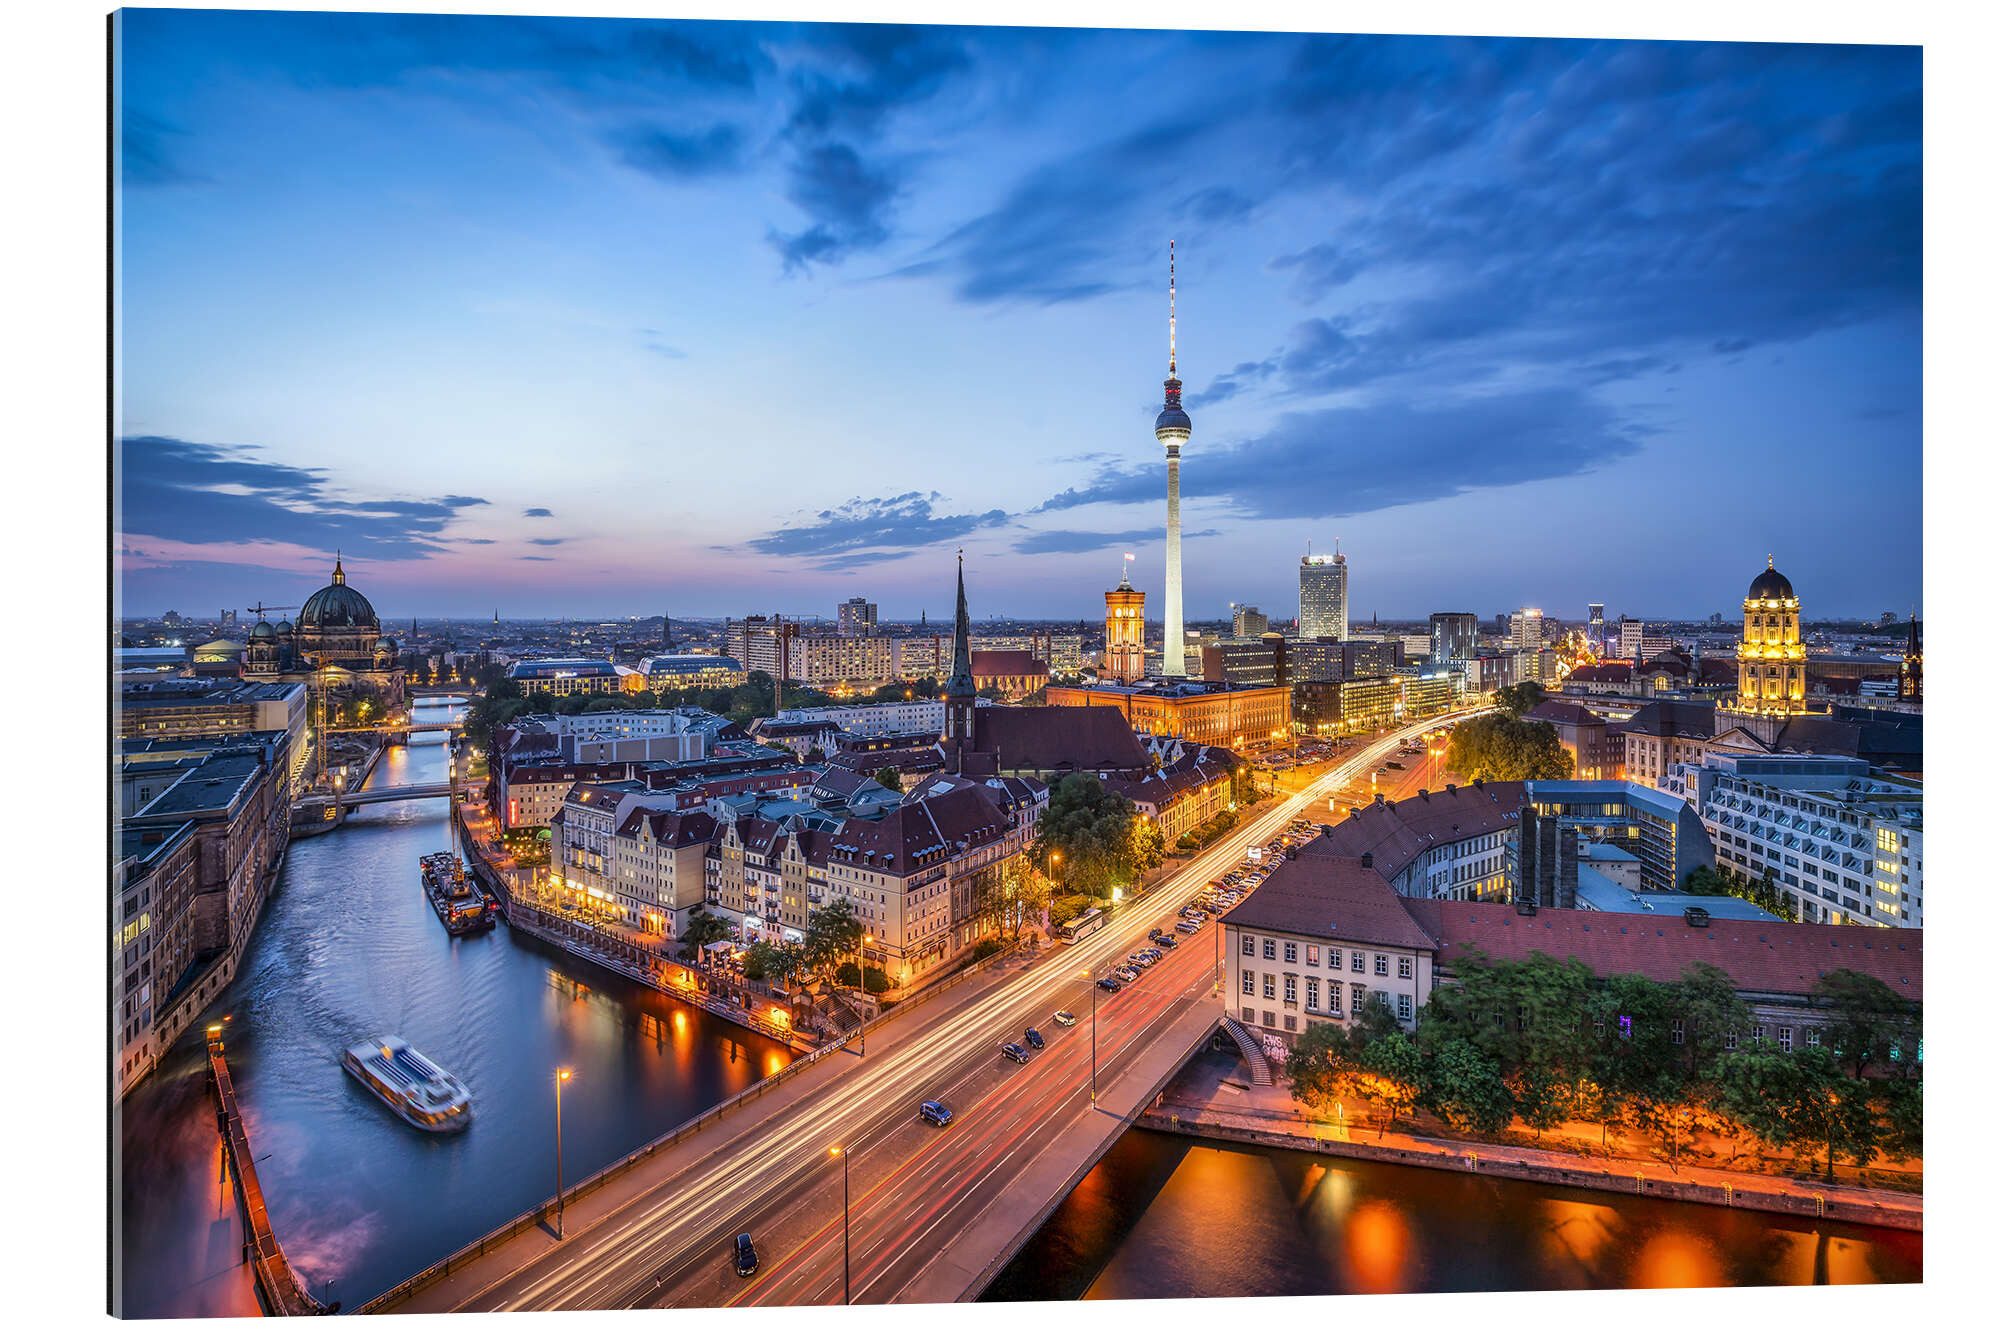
[1055,908,1105,944]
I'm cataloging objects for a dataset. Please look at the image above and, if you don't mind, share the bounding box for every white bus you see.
[1055,908,1105,944]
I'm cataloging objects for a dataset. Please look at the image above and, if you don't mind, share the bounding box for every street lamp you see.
[1080,967,1098,1104]
[553,1067,573,1238]
[829,1144,851,1304]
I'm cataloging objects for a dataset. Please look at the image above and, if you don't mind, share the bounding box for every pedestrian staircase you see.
[1220,1016,1274,1086]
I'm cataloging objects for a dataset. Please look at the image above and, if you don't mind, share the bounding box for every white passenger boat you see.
[341,1035,472,1133]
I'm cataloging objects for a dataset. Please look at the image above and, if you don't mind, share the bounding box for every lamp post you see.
[829,1145,851,1304]
[553,1067,572,1238]
[1080,967,1098,1104]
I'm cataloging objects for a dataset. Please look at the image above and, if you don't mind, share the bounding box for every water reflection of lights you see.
[1539,1197,1619,1281]
[1344,1199,1415,1293]
[1631,1229,1725,1288]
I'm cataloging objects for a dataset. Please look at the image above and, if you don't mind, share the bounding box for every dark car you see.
[919,1099,953,1127]
[1097,976,1123,992]
[734,1233,758,1278]
[1000,1040,1032,1064]
[1023,1027,1045,1050]
[1155,934,1178,949]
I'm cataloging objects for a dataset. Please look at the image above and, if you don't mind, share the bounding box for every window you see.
[1284,975,1298,1006]
[1396,993,1413,1022]
[1724,1031,1738,1051]
[1241,970,1255,995]
[1306,945,1321,967]
[1778,1026,1794,1053]
[1262,938,1277,960]
[1242,1005,1256,1022]
[1283,941,1298,964]
[1374,954,1389,976]
[1283,1014,1298,1032]
[1241,935,1255,957]
[1351,950,1365,973]
[1350,983,1367,1012]
[1752,1024,1767,1042]
[1806,1029,1821,1047]
[1329,987,1344,1016]
[1306,978,1321,1011]
[1397,956,1413,980]
[1262,974,1276,1000]
[1671,1019,1685,1045]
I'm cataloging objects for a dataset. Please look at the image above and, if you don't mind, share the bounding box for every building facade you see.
[1103,575,1147,684]
[1046,679,1292,751]
[1429,612,1478,672]
[1299,551,1348,641]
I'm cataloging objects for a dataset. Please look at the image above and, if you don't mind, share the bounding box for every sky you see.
[112,12,1922,624]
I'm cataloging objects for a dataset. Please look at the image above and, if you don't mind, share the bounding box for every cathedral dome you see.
[274,619,294,635]
[299,555,379,630]
[249,619,276,640]
[1747,559,1794,602]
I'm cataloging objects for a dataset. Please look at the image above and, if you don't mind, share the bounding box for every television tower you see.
[1155,241,1191,677]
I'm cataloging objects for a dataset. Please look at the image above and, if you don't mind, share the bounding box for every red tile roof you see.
[829,783,1015,874]
[970,649,1049,678]
[1221,853,1439,952]
[970,704,1150,775]
[1309,781,1527,881]
[1404,900,1922,1003]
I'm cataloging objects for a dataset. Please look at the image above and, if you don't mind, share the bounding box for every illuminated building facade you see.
[1045,679,1292,751]
[1104,572,1147,683]
[1732,557,1809,717]
[1299,549,1348,640]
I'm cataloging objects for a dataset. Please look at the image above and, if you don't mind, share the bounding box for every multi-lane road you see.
[388,711,1477,1312]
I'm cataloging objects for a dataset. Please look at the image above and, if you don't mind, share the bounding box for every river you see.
[984,1129,1921,1299]
[112,697,795,1318]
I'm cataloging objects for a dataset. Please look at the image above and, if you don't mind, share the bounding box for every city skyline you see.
[117,15,1920,620]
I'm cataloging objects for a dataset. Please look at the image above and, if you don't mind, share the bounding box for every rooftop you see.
[1220,852,1439,952]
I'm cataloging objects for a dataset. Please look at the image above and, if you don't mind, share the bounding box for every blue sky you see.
[113,13,1921,623]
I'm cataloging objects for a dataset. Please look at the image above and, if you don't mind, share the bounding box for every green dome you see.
[299,555,378,630]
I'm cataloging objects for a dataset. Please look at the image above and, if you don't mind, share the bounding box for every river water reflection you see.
[986,1130,1921,1301]
[113,699,794,1317]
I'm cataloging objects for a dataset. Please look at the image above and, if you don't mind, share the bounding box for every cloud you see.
[1012,527,1219,556]
[1188,358,1278,408]
[611,122,744,179]
[523,507,554,517]
[519,555,556,562]
[638,329,688,359]
[526,536,567,546]
[743,491,1008,562]
[116,436,488,560]
[771,142,898,272]
[119,111,208,187]
[1036,389,1645,521]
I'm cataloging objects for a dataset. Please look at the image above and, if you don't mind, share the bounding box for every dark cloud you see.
[623,23,770,88]
[523,507,554,517]
[743,491,1008,562]
[612,122,744,179]
[117,435,487,558]
[526,537,567,546]
[1188,358,1278,408]
[1036,389,1644,521]
[519,555,556,562]
[120,111,208,187]
[771,142,897,271]
[1013,527,1219,556]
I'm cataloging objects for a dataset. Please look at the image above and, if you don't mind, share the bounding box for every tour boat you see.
[341,1035,472,1132]
[420,851,494,935]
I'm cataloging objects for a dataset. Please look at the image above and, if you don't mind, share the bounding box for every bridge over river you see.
[360,719,1460,1313]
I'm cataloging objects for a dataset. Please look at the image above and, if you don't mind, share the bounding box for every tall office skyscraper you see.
[836,597,878,636]
[1429,612,1478,671]
[1231,603,1269,638]
[1509,607,1545,653]
[1299,548,1348,640]
[1154,242,1191,677]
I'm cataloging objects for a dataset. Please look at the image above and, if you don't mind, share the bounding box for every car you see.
[1174,920,1201,935]
[919,1099,954,1127]
[1096,976,1122,992]
[1053,1010,1078,1027]
[734,1233,759,1278]
[1128,954,1153,969]
[1115,966,1140,983]
[1000,1041,1032,1063]
[1155,934,1178,949]
[1024,1027,1046,1050]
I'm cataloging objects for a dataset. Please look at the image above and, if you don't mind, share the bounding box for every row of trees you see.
[1288,951,1920,1181]
[1443,712,1573,782]
[1683,864,1798,922]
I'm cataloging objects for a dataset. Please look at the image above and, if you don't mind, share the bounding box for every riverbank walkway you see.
[206,1032,330,1315]
[1143,1049,1922,1233]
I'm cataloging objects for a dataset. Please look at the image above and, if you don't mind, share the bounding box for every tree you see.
[1424,1038,1514,1134]
[803,900,864,975]
[1714,1042,1877,1183]
[677,907,731,962]
[873,766,904,793]
[1814,969,1921,1080]
[1031,774,1145,899]
[1493,682,1547,719]
[1444,714,1574,782]
[1357,1028,1424,1138]
[1673,961,1752,1081]
[1287,1021,1363,1115]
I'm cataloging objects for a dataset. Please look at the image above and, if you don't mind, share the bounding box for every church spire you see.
[332,549,346,585]
[946,549,974,698]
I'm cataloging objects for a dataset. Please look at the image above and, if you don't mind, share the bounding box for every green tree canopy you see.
[1493,681,1547,718]
[1031,774,1146,899]
[1814,968,1921,1080]
[1444,713,1574,781]
[873,766,904,793]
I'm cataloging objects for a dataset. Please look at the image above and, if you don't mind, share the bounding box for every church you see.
[241,555,406,711]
